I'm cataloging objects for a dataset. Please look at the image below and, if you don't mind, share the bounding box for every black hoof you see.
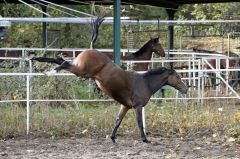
[142,139,151,143]
[111,136,116,143]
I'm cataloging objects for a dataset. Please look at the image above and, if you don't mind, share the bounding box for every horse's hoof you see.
[44,70,57,76]
[142,139,151,143]
[111,136,116,143]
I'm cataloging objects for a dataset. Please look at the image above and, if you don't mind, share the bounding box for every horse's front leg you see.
[111,105,129,143]
[134,106,149,143]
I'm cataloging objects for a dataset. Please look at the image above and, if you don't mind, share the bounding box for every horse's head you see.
[149,37,165,57]
[166,69,188,94]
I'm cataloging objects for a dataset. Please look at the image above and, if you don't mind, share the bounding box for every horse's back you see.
[74,49,111,63]
[72,49,112,77]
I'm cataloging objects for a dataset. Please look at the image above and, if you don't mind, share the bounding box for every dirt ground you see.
[0,136,240,159]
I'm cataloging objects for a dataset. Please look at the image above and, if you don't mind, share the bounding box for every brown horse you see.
[193,48,239,69]
[0,50,22,60]
[0,50,36,59]
[0,50,36,67]
[193,48,240,87]
[32,49,187,143]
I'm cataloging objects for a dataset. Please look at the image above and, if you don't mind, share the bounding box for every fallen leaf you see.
[82,129,88,134]
[227,137,236,142]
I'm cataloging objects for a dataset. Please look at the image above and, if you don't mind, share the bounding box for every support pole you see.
[26,70,30,135]
[166,9,176,68]
[113,0,121,65]
[42,6,47,48]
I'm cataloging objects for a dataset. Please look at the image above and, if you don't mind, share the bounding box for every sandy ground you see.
[0,136,240,159]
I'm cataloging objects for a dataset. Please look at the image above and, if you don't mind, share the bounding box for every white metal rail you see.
[0,49,240,135]
[1,17,240,25]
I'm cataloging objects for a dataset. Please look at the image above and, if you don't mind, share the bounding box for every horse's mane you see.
[133,38,158,57]
[144,67,168,76]
[224,51,239,57]
[192,48,217,53]
[193,48,240,57]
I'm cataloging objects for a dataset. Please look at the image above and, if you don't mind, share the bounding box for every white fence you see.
[0,47,239,101]
[0,48,240,134]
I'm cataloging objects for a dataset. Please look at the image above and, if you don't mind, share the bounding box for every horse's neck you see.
[136,47,153,60]
[144,72,168,94]
[141,49,153,60]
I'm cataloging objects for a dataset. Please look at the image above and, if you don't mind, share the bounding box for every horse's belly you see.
[95,80,112,98]
[95,79,133,106]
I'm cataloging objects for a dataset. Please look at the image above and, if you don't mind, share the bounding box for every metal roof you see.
[0,0,239,9]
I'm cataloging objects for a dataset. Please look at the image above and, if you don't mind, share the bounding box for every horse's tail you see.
[31,57,65,65]
[90,13,106,49]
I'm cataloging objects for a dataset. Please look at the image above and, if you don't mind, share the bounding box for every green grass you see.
[0,100,239,139]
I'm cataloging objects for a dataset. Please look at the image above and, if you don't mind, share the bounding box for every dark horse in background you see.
[104,37,165,71]
[32,49,187,143]
[193,48,240,88]
[0,50,23,64]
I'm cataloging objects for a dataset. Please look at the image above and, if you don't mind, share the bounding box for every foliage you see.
[176,3,240,20]
[0,101,239,139]
[1,3,240,49]
[175,3,240,38]
[0,2,240,140]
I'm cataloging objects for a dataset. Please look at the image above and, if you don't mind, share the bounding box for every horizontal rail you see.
[123,59,199,63]
[0,68,239,76]
[0,57,237,62]
[0,96,239,104]
[0,73,74,76]
[0,99,114,103]
[1,17,240,25]
[0,48,228,57]
[0,57,28,60]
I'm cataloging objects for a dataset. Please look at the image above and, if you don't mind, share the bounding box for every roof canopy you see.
[1,0,239,9]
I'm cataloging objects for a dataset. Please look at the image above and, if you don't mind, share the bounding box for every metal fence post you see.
[26,73,30,135]
[26,59,32,135]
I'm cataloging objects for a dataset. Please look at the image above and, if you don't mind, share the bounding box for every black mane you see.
[143,67,168,76]
[133,38,158,57]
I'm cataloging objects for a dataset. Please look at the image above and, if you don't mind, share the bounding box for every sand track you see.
[0,136,240,159]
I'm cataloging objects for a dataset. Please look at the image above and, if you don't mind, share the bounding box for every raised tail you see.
[90,14,106,49]
[31,57,65,65]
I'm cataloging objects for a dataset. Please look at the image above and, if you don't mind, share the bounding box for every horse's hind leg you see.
[45,61,71,76]
[31,57,65,65]
[134,106,149,143]
[111,105,129,143]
